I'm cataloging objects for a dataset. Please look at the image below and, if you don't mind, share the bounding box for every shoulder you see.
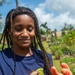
[47,53,52,60]
[0,48,12,63]
[47,53,53,66]
[0,48,12,56]
[33,48,52,58]
[33,48,53,62]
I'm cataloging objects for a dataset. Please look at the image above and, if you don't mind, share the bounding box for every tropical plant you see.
[55,50,63,60]
[60,57,75,75]
[0,0,10,6]
[40,22,51,34]
[40,22,51,42]
[63,30,75,46]
[0,0,4,5]
[40,28,45,35]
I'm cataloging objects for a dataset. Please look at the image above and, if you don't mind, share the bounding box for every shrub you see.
[60,57,75,74]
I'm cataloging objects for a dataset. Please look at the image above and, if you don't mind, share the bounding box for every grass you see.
[42,41,51,53]
[53,60,61,73]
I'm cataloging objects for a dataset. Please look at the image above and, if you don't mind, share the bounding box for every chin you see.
[20,44,30,48]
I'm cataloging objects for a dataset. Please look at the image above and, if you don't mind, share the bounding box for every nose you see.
[21,29,29,37]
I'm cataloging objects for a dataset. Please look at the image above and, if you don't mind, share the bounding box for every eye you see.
[15,27,22,32]
[27,27,34,32]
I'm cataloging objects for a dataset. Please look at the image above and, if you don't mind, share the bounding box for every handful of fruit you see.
[30,68,44,75]
[30,63,73,75]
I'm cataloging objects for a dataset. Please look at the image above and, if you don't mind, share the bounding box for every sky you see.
[0,0,75,32]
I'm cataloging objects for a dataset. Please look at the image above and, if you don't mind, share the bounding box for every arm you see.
[30,63,72,75]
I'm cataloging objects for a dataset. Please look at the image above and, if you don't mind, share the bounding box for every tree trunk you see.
[15,0,18,8]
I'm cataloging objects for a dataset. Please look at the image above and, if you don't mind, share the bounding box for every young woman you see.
[0,7,72,75]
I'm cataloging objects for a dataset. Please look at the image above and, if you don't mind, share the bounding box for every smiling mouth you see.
[19,39,30,43]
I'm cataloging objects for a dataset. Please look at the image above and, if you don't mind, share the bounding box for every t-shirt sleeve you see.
[0,56,4,75]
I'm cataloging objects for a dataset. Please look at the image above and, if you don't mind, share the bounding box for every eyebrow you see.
[13,23,34,28]
[13,23,22,26]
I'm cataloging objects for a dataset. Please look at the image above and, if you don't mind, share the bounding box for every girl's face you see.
[11,14,35,48]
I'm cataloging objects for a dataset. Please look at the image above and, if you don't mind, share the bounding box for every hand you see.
[30,71,39,75]
[50,63,73,75]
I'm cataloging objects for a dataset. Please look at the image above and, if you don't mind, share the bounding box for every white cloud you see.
[11,0,75,31]
[34,0,75,31]
[45,0,75,17]
[34,7,54,25]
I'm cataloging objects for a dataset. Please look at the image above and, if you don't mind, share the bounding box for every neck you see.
[12,46,33,57]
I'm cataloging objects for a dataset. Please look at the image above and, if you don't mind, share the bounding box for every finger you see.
[61,63,69,69]
[61,69,73,75]
[50,66,61,75]
[30,71,39,75]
